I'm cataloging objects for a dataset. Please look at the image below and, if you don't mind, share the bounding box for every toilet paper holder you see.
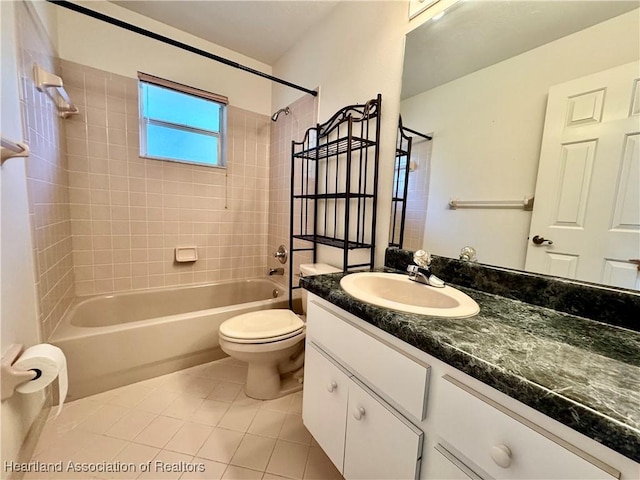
[1,344,38,401]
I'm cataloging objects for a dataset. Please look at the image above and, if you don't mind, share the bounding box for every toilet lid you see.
[220,310,304,341]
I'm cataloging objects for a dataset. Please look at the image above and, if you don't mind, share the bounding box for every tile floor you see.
[26,357,342,480]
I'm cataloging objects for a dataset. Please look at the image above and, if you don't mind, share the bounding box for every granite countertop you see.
[300,269,640,463]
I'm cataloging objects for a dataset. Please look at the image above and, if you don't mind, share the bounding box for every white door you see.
[525,61,640,289]
[343,377,423,480]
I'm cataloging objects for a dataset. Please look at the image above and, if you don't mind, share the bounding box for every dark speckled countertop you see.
[300,250,640,463]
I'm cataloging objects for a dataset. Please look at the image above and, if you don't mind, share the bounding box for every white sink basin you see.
[340,272,480,318]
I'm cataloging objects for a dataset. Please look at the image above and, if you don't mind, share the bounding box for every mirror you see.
[396,0,640,289]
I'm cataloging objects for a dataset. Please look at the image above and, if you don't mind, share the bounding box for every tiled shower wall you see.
[267,94,318,294]
[403,139,431,251]
[60,60,271,296]
[17,2,74,339]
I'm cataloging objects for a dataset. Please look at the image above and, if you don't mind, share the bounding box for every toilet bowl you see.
[218,263,340,400]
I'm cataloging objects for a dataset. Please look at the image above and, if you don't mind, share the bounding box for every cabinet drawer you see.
[307,299,429,420]
[436,376,620,480]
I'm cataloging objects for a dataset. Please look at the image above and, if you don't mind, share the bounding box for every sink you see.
[340,272,480,318]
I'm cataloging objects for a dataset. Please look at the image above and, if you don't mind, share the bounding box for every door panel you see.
[526,61,640,288]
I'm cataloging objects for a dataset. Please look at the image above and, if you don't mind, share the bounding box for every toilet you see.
[218,263,340,400]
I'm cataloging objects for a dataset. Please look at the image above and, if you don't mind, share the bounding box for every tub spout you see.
[269,268,284,275]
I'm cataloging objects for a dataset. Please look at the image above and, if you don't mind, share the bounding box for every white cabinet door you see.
[344,377,424,480]
[302,343,349,473]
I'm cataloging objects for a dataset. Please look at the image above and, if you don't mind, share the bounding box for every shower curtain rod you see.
[46,0,318,97]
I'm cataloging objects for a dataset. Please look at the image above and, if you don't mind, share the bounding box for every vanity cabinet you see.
[303,294,626,480]
[303,308,425,480]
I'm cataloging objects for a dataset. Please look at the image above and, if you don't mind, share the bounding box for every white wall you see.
[401,10,640,269]
[272,0,410,267]
[1,1,45,474]
[55,1,272,115]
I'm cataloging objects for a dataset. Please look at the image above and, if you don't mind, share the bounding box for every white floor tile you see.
[183,376,219,398]
[196,428,243,463]
[179,458,226,480]
[135,389,181,414]
[75,404,130,434]
[108,383,156,408]
[230,434,276,471]
[221,466,263,480]
[217,405,259,433]
[97,442,160,480]
[259,395,294,414]
[69,434,129,464]
[104,409,157,441]
[207,381,244,403]
[164,422,214,456]
[162,394,205,420]
[303,446,342,480]
[247,409,286,438]
[277,414,312,445]
[27,358,334,480]
[134,415,184,449]
[138,450,193,480]
[190,399,230,426]
[266,440,310,480]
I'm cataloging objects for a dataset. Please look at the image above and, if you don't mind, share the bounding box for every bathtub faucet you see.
[269,268,284,276]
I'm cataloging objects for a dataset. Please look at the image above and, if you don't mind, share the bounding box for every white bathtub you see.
[50,279,288,400]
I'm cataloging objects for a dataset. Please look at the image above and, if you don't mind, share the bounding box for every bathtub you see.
[50,279,288,400]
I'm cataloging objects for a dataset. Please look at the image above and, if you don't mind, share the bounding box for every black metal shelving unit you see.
[289,95,382,307]
[389,117,413,249]
[389,116,432,249]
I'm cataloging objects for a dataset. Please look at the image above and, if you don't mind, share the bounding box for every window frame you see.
[138,72,228,168]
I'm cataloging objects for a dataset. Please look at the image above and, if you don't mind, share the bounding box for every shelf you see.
[294,136,376,160]
[293,234,372,250]
[293,192,375,200]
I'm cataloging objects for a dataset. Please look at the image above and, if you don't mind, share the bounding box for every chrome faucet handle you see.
[413,250,431,268]
[273,245,288,264]
[459,246,477,262]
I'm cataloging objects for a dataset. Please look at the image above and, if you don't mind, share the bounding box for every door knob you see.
[326,381,337,393]
[532,235,553,245]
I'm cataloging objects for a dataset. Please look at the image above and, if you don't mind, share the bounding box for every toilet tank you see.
[299,263,341,314]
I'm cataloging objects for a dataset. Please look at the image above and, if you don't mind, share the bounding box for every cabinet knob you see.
[352,407,366,421]
[490,444,512,468]
[326,381,338,393]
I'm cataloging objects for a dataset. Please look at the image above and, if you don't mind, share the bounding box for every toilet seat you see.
[220,310,304,344]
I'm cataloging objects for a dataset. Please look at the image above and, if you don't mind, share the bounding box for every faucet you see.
[407,250,445,288]
[269,268,284,276]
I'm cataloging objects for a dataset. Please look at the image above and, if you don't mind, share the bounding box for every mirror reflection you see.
[396,0,640,290]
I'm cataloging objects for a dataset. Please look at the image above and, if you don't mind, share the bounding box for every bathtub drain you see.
[272,289,280,298]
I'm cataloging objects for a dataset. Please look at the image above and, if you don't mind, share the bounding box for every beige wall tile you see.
[66,74,272,294]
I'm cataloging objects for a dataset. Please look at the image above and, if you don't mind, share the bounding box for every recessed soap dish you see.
[175,246,198,263]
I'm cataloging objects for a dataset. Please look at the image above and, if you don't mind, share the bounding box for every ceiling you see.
[403,0,640,99]
[110,0,341,65]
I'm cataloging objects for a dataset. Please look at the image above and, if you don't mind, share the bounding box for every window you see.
[138,72,227,167]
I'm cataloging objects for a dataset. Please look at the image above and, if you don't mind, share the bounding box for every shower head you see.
[271,106,290,122]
